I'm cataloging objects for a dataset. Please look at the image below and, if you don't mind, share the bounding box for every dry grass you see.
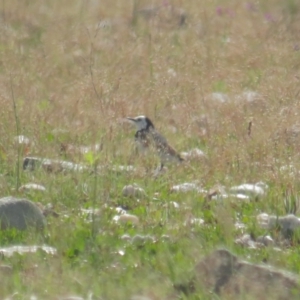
[1,0,300,298]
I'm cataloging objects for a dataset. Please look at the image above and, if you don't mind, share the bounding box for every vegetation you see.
[1,0,300,298]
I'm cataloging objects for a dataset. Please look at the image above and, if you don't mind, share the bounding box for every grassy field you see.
[1,0,300,298]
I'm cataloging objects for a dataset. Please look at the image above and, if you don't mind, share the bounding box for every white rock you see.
[0,245,57,257]
[122,185,146,198]
[210,92,230,103]
[171,182,205,194]
[120,234,131,241]
[180,148,207,160]
[23,157,89,173]
[131,234,155,245]
[19,183,46,192]
[269,214,300,231]
[232,193,251,200]
[257,213,270,228]
[257,213,300,238]
[256,213,270,229]
[110,165,136,173]
[114,214,139,225]
[212,193,250,201]
[256,235,274,246]
[230,182,268,197]
[115,207,127,214]
[235,234,258,249]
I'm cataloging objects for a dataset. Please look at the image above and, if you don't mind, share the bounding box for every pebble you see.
[229,182,268,198]
[122,185,146,198]
[19,183,46,192]
[170,182,205,194]
[113,214,139,225]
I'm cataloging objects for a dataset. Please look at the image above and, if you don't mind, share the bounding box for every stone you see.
[229,182,268,198]
[257,213,300,238]
[191,249,300,299]
[0,245,57,257]
[19,183,46,192]
[0,197,46,230]
[122,185,146,198]
[113,214,139,225]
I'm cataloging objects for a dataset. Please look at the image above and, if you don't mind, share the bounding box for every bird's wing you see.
[150,129,168,147]
[150,129,183,161]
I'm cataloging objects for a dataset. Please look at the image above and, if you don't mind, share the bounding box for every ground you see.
[0,0,300,299]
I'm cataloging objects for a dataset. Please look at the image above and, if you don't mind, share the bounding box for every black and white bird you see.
[127,115,184,170]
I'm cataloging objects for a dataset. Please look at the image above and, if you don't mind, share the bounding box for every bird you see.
[127,115,184,171]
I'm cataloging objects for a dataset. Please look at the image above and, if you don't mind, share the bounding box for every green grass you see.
[1,0,300,298]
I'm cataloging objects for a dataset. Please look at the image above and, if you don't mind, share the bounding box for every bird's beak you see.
[126,117,136,122]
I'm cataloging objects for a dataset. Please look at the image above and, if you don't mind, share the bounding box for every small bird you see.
[127,115,184,170]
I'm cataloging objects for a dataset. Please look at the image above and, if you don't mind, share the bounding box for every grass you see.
[1,0,300,298]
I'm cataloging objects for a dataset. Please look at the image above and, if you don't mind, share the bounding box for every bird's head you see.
[127,115,155,131]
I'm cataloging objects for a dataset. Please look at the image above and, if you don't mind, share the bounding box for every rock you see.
[19,183,46,192]
[256,213,270,228]
[131,234,155,246]
[122,185,146,198]
[189,249,300,299]
[0,197,46,230]
[170,182,205,194]
[208,182,268,201]
[180,148,207,161]
[110,165,136,173]
[0,245,57,257]
[229,182,268,198]
[257,213,300,238]
[23,156,89,173]
[256,235,274,247]
[120,234,131,241]
[113,214,139,225]
[235,234,271,249]
[212,192,250,201]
